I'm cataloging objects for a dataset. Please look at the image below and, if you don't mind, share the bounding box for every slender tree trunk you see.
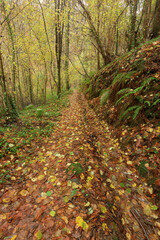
[55,0,65,96]
[77,0,111,66]
[2,1,16,93]
[38,0,57,92]
[16,54,24,108]
[128,0,138,50]
[28,67,33,103]
[97,0,100,70]
[33,33,48,103]
[0,42,7,95]
[65,3,70,90]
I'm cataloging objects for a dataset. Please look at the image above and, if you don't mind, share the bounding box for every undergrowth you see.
[85,39,160,126]
[0,90,72,184]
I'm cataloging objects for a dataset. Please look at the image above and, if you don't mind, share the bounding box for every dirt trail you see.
[0,91,159,240]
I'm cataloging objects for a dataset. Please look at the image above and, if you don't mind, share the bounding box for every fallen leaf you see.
[50,211,56,217]
[76,216,88,230]
[61,216,68,224]
[20,190,29,196]
[37,175,45,181]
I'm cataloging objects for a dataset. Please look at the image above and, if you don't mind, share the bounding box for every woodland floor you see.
[0,90,159,240]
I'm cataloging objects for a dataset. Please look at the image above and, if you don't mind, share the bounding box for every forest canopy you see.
[0,0,159,120]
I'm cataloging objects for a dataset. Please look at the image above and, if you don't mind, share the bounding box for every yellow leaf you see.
[110,184,115,189]
[16,167,22,171]
[148,187,153,194]
[76,216,83,226]
[11,176,16,180]
[127,161,132,165]
[50,211,56,217]
[80,173,84,180]
[20,190,29,196]
[115,196,120,201]
[100,205,107,213]
[143,204,151,216]
[0,214,6,221]
[31,177,37,182]
[11,235,17,240]
[37,175,45,181]
[102,223,108,232]
[61,216,68,224]
[3,198,10,203]
[50,176,57,182]
[126,232,131,240]
[40,159,45,162]
[76,216,88,230]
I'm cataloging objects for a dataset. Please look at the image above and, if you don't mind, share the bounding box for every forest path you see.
[0,91,159,240]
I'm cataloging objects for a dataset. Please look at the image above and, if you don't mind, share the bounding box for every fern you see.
[112,71,136,86]
[142,77,157,86]
[100,89,111,105]
[66,162,84,176]
[133,106,142,119]
[152,98,160,106]
[117,88,131,95]
[120,105,140,120]
[116,85,145,106]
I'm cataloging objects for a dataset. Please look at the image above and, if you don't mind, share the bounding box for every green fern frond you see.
[112,71,136,87]
[100,90,111,105]
[117,88,131,95]
[141,77,157,88]
[133,106,142,119]
[116,86,144,106]
[120,105,140,120]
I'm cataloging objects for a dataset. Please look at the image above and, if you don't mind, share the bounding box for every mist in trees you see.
[0,0,159,121]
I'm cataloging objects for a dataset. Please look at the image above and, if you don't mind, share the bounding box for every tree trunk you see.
[128,0,138,50]
[0,42,7,95]
[16,54,24,108]
[151,0,160,38]
[2,0,16,93]
[77,0,111,66]
[55,0,65,96]
[28,67,33,103]
[65,3,70,90]
[97,0,101,70]
[143,0,152,40]
[38,0,57,91]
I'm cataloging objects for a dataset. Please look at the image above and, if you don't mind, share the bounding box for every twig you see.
[130,208,150,240]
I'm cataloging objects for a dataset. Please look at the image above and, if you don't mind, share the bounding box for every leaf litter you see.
[0,91,159,240]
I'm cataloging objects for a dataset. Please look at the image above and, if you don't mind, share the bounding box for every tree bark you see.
[151,0,160,38]
[128,0,138,50]
[65,3,70,90]
[2,0,16,93]
[55,0,65,96]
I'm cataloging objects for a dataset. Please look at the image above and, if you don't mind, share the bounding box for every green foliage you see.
[100,89,111,105]
[24,104,35,110]
[137,161,148,177]
[133,106,142,119]
[117,88,131,95]
[71,189,78,198]
[0,90,70,162]
[66,162,84,176]
[112,71,136,86]
[120,105,142,120]
[131,59,145,71]
[4,94,19,122]
[36,108,44,118]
